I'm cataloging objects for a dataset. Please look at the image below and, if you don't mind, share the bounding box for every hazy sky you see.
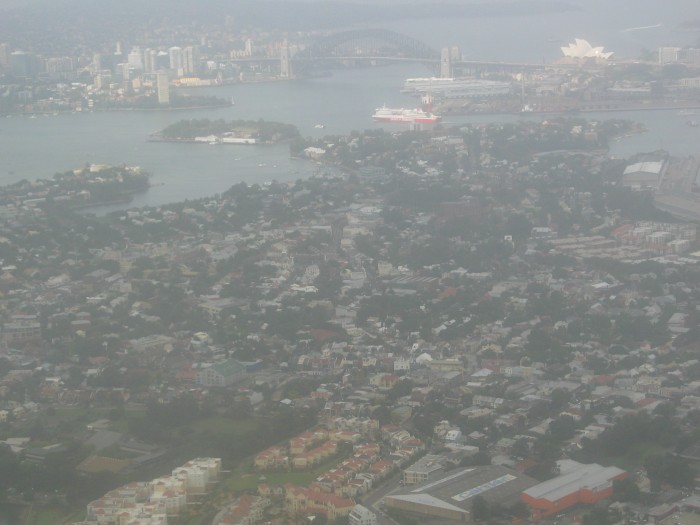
[0,0,698,44]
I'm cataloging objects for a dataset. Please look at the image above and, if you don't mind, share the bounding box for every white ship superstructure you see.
[372,105,441,123]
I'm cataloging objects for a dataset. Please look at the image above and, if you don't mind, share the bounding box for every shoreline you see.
[439,102,700,117]
[92,103,232,113]
[3,103,232,118]
[146,136,275,146]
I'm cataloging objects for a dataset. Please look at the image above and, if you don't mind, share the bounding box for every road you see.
[361,471,404,525]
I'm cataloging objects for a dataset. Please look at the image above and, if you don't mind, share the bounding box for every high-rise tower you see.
[168,46,183,76]
[157,70,170,105]
[183,46,200,75]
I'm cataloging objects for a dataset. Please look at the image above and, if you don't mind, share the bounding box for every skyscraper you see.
[0,43,10,70]
[119,62,131,82]
[127,47,144,70]
[169,46,183,76]
[183,46,200,75]
[91,53,102,74]
[144,49,157,73]
[10,51,38,78]
[156,51,170,70]
[157,70,170,105]
[658,47,680,65]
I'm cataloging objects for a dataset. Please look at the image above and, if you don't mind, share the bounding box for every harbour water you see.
[1,2,699,212]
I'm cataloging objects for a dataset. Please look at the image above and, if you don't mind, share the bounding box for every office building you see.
[0,43,10,69]
[183,46,200,75]
[156,70,170,105]
[144,49,156,73]
[127,47,143,70]
[169,46,183,75]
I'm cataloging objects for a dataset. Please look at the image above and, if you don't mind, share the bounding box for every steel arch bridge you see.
[293,28,440,72]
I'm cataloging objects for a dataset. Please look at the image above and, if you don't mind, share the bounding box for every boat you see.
[686,120,699,128]
[372,105,441,124]
[314,124,325,129]
[678,109,697,116]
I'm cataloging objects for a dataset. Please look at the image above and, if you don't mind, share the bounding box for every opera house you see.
[561,38,614,60]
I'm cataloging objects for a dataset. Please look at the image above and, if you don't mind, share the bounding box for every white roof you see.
[623,161,663,175]
[389,493,466,513]
[523,461,625,502]
[349,505,375,519]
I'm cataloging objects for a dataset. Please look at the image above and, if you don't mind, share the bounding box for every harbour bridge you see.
[224,28,550,77]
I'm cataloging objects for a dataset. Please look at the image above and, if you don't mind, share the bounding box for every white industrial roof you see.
[523,461,625,502]
[389,493,466,513]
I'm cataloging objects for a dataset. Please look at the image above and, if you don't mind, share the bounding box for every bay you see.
[1,4,699,212]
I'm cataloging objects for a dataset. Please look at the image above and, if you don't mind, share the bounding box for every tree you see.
[509,501,530,519]
[582,508,612,525]
[549,388,572,412]
[387,378,413,401]
[460,451,492,467]
[0,444,19,504]
[506,213,533,241]
[613,477,641,502]
[653,402,675,418]
[64,366,85,388]
[645,453,695,490]
[372,405,393,426]
[0,358,11,379]
[548,415,576,442]
[512,438,530,459]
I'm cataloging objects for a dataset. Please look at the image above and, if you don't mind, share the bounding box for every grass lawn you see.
[53,406,111,421]
[185,515,203,525]
[25,506,74,525]
[227,470,319,492]
[225,451,352,493]
[605,442,667,471]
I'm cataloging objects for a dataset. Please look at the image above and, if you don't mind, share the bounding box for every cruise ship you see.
[372,106,441,124]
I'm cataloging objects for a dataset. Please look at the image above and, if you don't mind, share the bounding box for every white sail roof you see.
[561,38,614,60]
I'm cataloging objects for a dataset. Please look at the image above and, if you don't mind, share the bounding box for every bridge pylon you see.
[280,42,292,78]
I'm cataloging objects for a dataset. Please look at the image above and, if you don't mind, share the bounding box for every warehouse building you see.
[384,465,538,522]
[522,460,627,520]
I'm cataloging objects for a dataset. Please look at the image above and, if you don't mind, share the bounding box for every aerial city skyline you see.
[2,2,700,525]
